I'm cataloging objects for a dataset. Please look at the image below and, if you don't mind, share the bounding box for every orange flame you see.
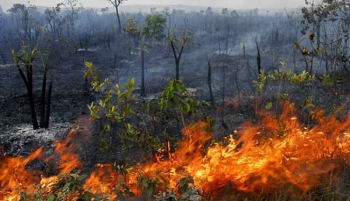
[0,147,43,200]
[0,131,81,200]
[2,103,350,200]
[46,131,81,174]
[84,164,124,194]
[134,103,350,195]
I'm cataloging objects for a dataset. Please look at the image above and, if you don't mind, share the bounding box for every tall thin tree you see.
[107,0,127,34]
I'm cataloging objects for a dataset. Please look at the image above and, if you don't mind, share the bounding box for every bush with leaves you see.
[84,61,162,154]
[125,17,141,47]
[253,61,317,96]
[160,79,201,128]
[19,173,91,201]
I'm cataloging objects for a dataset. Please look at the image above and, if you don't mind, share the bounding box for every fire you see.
[1,102,350,200]
[0,131,82,200]
[84,102,350,198]
[84,164,124,194]
[0,147,43,200]
[129,102,350,196]
[46,131,81,175]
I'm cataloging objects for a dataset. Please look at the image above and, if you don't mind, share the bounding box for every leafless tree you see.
[106,0,127,34]
[44,3,63,40]
[64,0,83,38]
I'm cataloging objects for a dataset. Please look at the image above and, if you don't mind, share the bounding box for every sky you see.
[0,0,312,11]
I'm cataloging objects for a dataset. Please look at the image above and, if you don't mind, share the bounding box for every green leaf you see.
[142,178,148,188]
[317,47,327,54]
[105,124,111,132]
[47,195,57,201]
[129,77,135,88]
[62,182,71,192]
[280,60,286,69]
[30,49,38,61]
[77,174,87,181]
[265,102,273,110]
[114,84,121,94]
[11,50,19,64]
[99,100,106,107]
[145,187,153,198]
[294,42,300,49]
[85,61,93,68]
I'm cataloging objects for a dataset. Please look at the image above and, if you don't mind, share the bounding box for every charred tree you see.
[12,49,54,130]
[255,38,262,75]
[141,48,145,97]
[168,29,194,81]
[12,49,39,130]
[206,53,214,104]
[107,0,127,34]
[27,63,39,130]
[170,39,184,81]
[40,62,47,128]
[44,76,53,128]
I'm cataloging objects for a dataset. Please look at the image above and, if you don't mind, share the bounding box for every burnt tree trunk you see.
[170,40,184,81]
[27,65,39,130]
[116,6,122,34]
[255,39,262,74]
[44,77,53,129]
[40,65,47,128]
[175,59,180,80]
[15,55,39,130]
[141,50,145,97]
[107,34,111,51]
[207,57,214,104]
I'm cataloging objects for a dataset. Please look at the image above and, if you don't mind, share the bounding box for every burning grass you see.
[1,102,350,200]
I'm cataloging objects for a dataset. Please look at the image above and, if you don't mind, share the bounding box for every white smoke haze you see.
[0,0,321,11]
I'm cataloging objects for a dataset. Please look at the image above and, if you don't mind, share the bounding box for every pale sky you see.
[0,0,312,11]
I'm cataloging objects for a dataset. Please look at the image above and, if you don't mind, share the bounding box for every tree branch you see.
[16,64,29,88]
[170,40,178,61]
